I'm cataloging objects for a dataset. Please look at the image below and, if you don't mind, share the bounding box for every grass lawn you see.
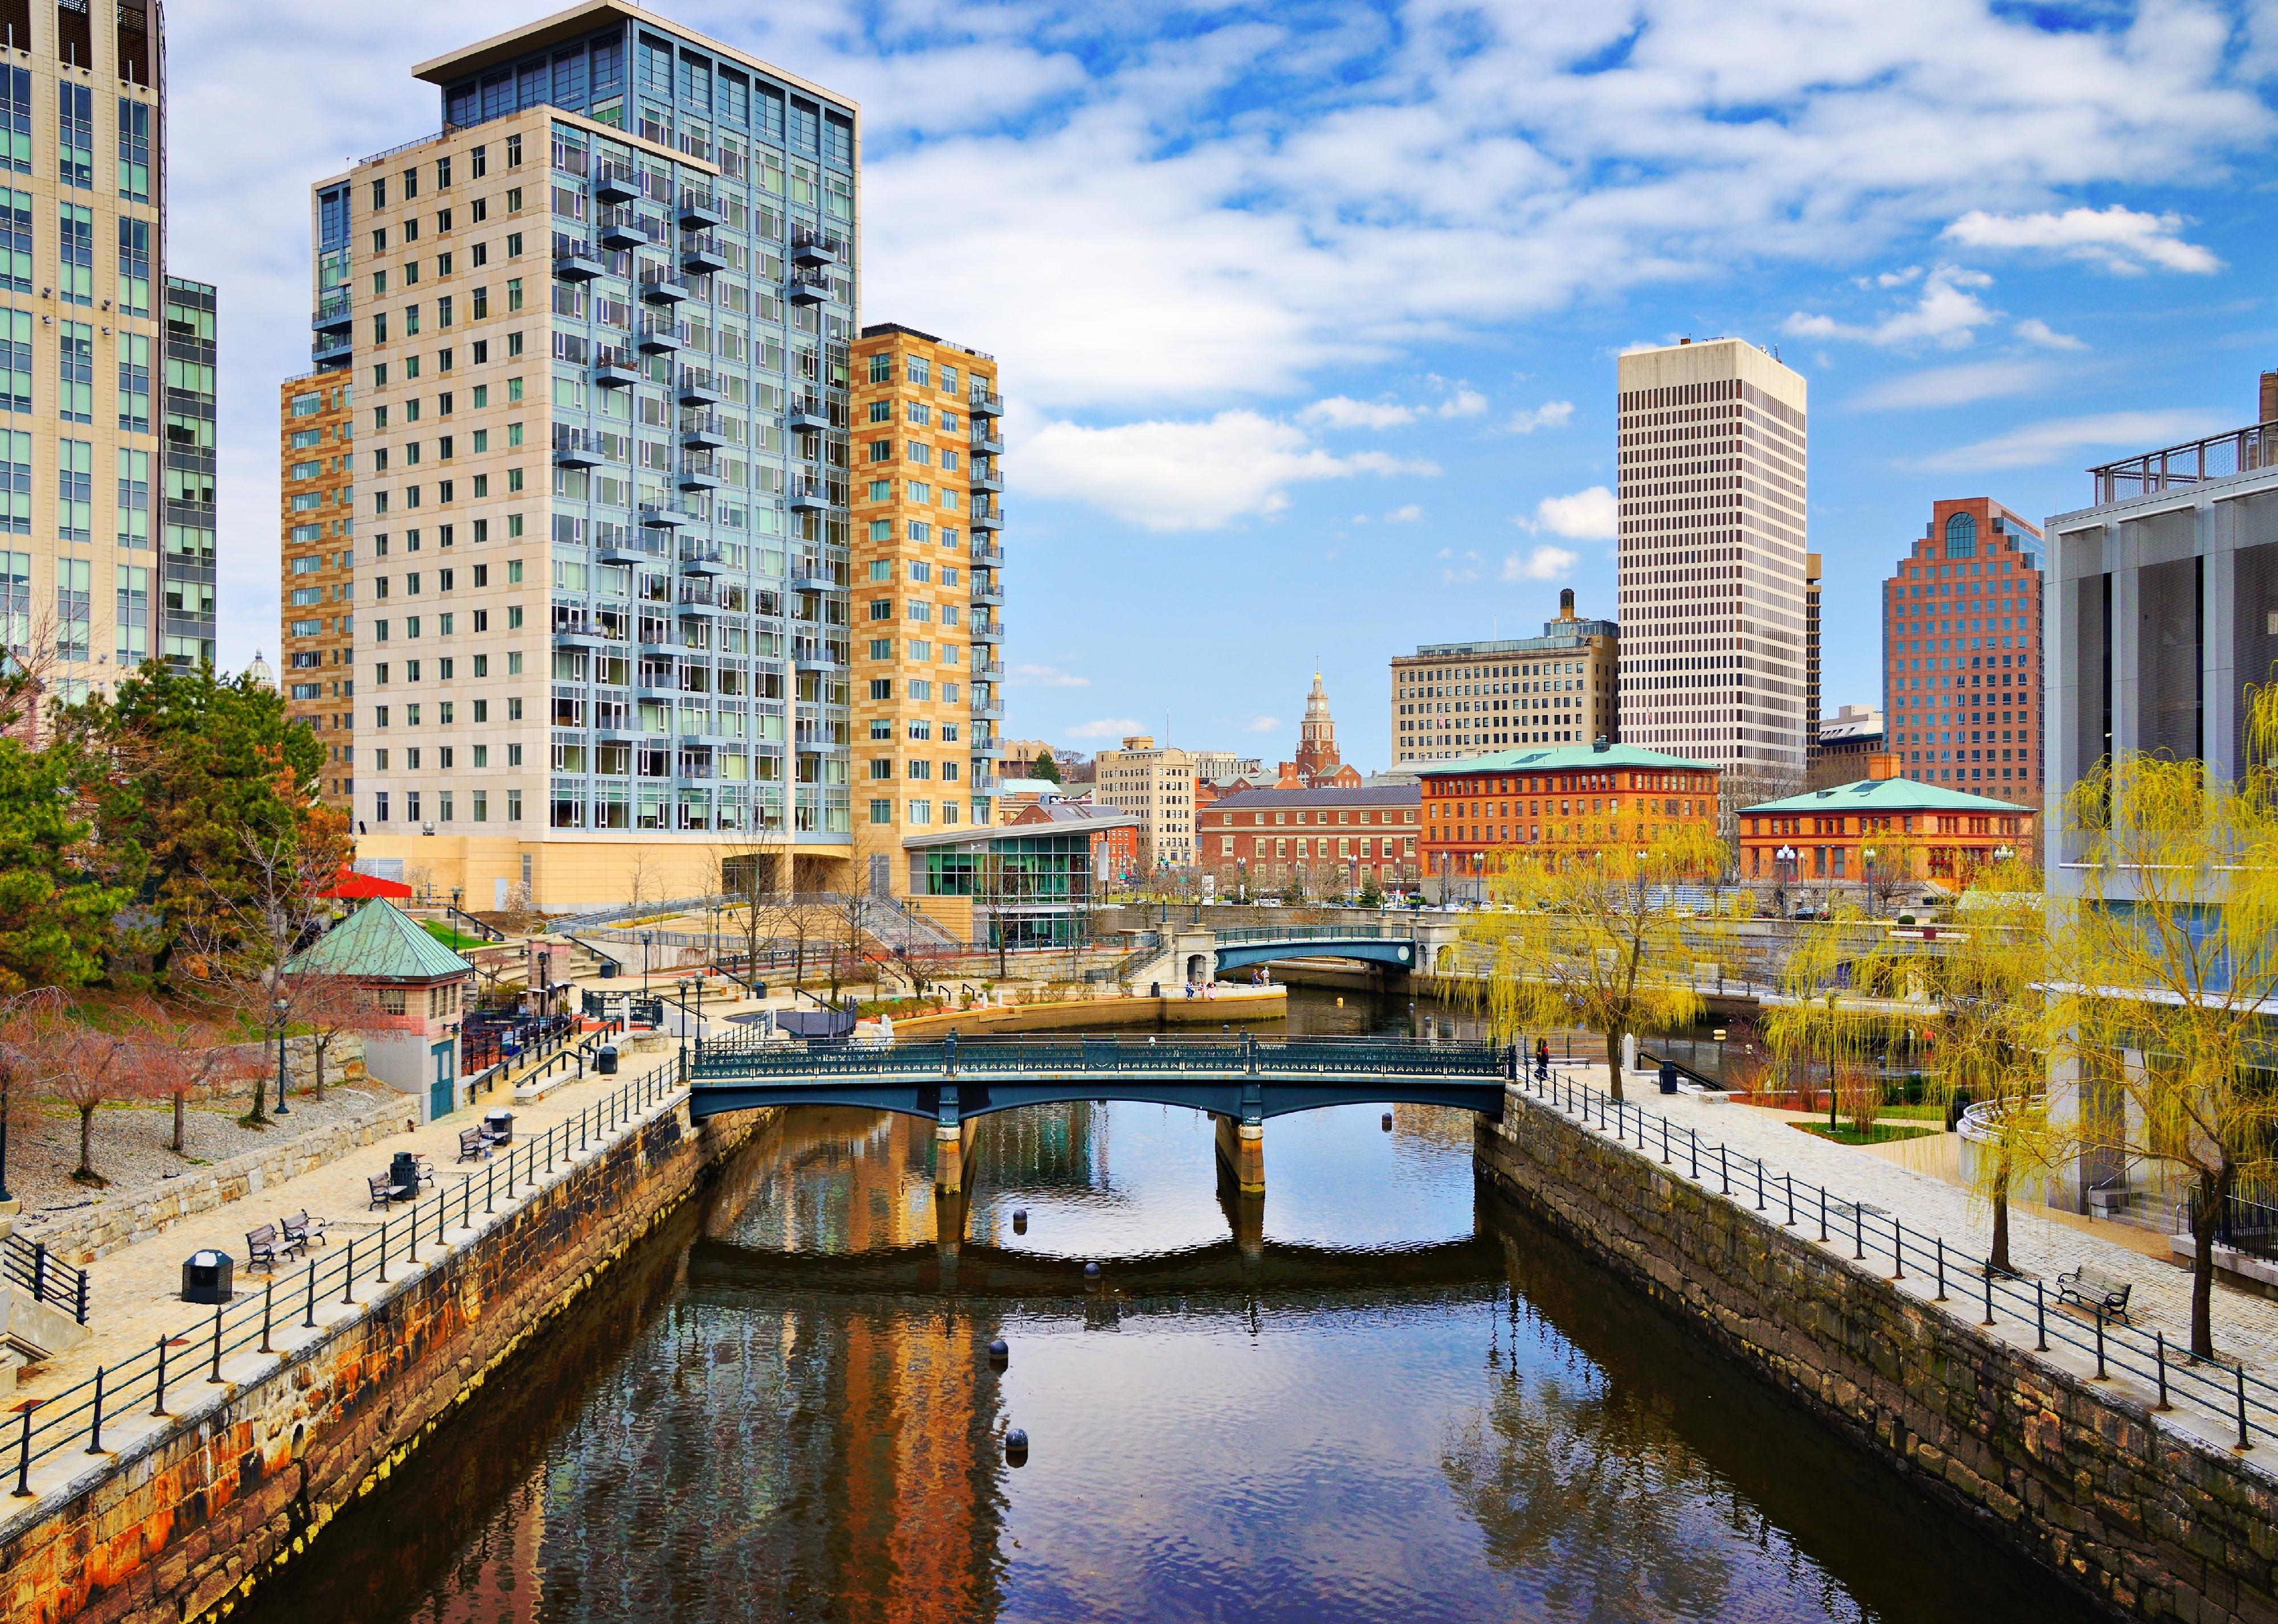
[422,920,483,952]
[1794,1121,1942,1146]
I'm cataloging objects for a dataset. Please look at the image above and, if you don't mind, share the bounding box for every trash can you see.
[1658,1059,1679,1095]
[484,1108,515,1144]
[390,1150,422,1201]
[596,959,619,980]
[752,981,767,1000]
[182,1250,233,1304]
[596,1044,618,1076]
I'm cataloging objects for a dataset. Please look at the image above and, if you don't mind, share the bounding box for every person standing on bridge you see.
[1535,1039,1550,1082]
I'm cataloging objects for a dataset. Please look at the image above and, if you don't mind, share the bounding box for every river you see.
[233,988,2099,1623]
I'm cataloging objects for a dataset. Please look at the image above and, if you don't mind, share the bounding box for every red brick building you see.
[1199,784,1420,894]
[1883,498,2044,806]
[1418,741,1717,882]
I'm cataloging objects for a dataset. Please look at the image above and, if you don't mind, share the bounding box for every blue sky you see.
[176,0,2278,772]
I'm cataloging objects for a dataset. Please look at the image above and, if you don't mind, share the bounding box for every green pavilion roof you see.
[284,899,474,983]
[1742,777,2028,816]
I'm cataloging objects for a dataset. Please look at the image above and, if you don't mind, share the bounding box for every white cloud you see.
[1522,486,1619,541]
[1302,396,1415,429]
[1849,360,2054,411]
[1022,411,1436,530]
[1503,545,1580,582]
[1942,206,2221,275]
[1243,715,1282,734]
[2014,317,2088,352]
[1010,663,1091,688]
[1917,410,2228,472]
[1505,400,1576,434]
[1066,717,1150,741]
[1384,504,1424,523]
[1437,387,1489,418]
[1787,266,1998,350]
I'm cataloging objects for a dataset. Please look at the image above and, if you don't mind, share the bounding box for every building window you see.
[1945,512,1977,558]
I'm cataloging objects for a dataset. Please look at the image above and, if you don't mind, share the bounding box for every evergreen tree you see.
[1034,750,1061,784]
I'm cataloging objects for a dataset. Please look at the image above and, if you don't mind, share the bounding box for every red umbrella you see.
[320,868,414,901]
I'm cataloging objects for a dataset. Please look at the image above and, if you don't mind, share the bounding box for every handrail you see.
[443,904,504,943]
[1510,1060,2278,1451]
[3,1058,684,1483]
[1,1234,89,1325]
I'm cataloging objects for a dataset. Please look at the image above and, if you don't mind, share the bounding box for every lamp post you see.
[1862,846,1877,915]
[272,995,291,1116]
[1775,843,1797,916]
[641,930,654,995]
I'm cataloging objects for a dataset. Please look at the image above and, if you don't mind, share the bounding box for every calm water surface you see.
[237,989,2097,1623]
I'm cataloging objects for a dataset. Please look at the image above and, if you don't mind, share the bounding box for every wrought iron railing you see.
[689,1030,1509,1082]
[5,1061,683,1488]
[1,1233,89,1325]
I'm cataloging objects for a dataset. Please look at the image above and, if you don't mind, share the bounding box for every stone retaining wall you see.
[0,1092,765,1624]
[1474,1086,2278,1624]
[18,1096,409,1267]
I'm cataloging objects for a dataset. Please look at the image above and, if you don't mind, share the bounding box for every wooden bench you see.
[457,1127,488,1162]
[2056,1263,2133,1321]
[366,1173,394,1211]
[246,1223,305,1273]
[282,1210,327,1249]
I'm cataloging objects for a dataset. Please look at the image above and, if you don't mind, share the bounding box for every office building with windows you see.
[1391,589,1617,766]
[848,321,1003,897]
[0,1,206,715]
[1882,497,2044,806]
[321,3,860,909]
[278,370,356,805]
[1616,338,1808,778]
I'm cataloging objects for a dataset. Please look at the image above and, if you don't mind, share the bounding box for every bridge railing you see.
[688,1031,1509,1081]
[1209,925,1419,947]
[1517,1064,2278,1451]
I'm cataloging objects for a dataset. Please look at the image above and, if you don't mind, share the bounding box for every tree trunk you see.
[1989,1184,2011,1276]
[2190,1165,2226,1361]
[247,1063,268,1125]
[1604,1026,1625,1103]
[170,1088,186,1154]
[313,1036,328,1100]
[75,1103,97,1182]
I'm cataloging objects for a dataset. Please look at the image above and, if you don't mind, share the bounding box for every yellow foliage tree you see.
[1764,908,1907,1132]
[1465,822,1728,1101]
[2051,689,2278,1358]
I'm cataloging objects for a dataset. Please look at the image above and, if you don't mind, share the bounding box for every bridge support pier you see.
[933,1119,978,1192]
[1212,1114,1265,1195]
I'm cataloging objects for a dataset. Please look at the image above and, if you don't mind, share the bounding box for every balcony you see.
[311,332,353,369]
[972,691,1005,720]
[971,577,1004,606]
[597,206,659,252]
[593,346,641,389]
[311,288,352,334]
[638,266,692,305]
[969,773,1004,795]
[636,317,686,354]
[788,475,830,512]
[971,617,1004,643]
[681,233,730,276]
[678,539,726,573]
[790,226,838,267]
[973,735,1006,758]
[593,161,640,205]
[553,614,606,647]
[786,267,831,306]
[968,385,1004,419]
[971,422,1004,456]
[972,658,1005,682]
[553,426,606,468]
[639,502,692,529]
[785,393,831,432]
[971,543,1004,570]
[678,187,724,231]
[553,244,606,281]
[595,531,651,564]
[681,411,728,450]
[971,500,1004,533]
[790,560,836,593]
[793,644,845,671]
[969,460,1003,492]
[677,366,723,406]
[2089,419,2278,505]
[678,455,722,492]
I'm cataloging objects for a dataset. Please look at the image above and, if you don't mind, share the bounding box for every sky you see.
[174,0,2278,773]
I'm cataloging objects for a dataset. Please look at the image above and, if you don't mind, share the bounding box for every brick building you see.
[1882,497,2044,806]
[1417,741,1717,883]
[1198,784,1420,895]
[1739,753,2034,887]
[278,373,357,807]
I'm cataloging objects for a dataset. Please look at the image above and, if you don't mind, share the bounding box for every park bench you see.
[2056,1263,2133,1321]
[458,1127,488,1162]
[282,1210,327,1249]
[366,1173,393,1211]
[246,1223,305,1273]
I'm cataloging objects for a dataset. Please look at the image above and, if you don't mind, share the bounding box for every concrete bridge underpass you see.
[686,1031,1513,1197]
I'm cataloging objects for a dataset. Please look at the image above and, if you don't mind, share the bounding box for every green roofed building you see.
[286,899,474,1121]
[1735,753,2035,887]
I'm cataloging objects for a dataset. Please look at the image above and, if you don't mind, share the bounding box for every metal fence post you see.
[1892,1222,1904,1281]
[84,1366,104,1455]
[207,1305,224,1383]
[259,1280,274,1353]
[305,1259,318,1328]
[1982,1262,1993,1326]
[1935,1238,1946,1301]
[2155,1331,2171,1410]
[343,1235,356,1305]
[2093,1309,2106,1379]
[2238,1365,2253,1450]
[152,1336,168,1417]
[1719,1145,1729,1195]
[1755,1159,1764,1212]
[10,1407,28,1496]
[1784,1173,1794,1229]
[2035,1280,2048,1352]
[1853,1203,1864,1261]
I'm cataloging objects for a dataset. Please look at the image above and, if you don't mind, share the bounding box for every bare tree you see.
[122,998,239,1153]
[54,1014,134,1186]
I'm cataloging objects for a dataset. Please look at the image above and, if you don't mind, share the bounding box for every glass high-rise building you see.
[0,1,208,711]
[312,4,860,909]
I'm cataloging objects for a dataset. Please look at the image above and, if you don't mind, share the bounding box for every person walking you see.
[1534,1038,1550,1083]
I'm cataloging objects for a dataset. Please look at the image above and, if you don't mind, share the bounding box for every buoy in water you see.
[1336,995,1344,1007]
[1012,1208,1028,1234]
[1005,1428,1029,1467]
[1382,1112,1393,1131]
[988,1339,1009,1369]
[1083,1261,1102,1283]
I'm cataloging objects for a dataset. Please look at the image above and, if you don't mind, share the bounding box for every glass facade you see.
[161,275,215,668]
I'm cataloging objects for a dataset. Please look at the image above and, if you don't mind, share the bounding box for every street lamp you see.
[1775,843,1797,916]
[272,995,292,1116]
[641,929,654,995]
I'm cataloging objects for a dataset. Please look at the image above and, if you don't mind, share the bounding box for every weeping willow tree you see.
[1943,858,2065,1274]
[2049,684,2278,1360]
[1764,905,1909,1135]
[1465,822,1729,1101]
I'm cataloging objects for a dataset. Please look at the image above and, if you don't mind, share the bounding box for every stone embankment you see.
[0,1064,765,1624]
[1476,1080,2278,1624]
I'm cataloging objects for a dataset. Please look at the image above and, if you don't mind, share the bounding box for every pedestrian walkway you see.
[8,1034,678,1411]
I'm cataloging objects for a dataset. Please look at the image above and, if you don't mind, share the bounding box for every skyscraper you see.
[1616,338,1808,781]
[849,321,1004,896]
[277,371,356,807]
[1881,497,2044,806]
[0,2,206,709]
[314,5,860,908]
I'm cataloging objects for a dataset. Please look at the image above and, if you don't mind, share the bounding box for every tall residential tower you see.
[313,3,861,909]
[0,2,210,709]
[1616,339,1808,781]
